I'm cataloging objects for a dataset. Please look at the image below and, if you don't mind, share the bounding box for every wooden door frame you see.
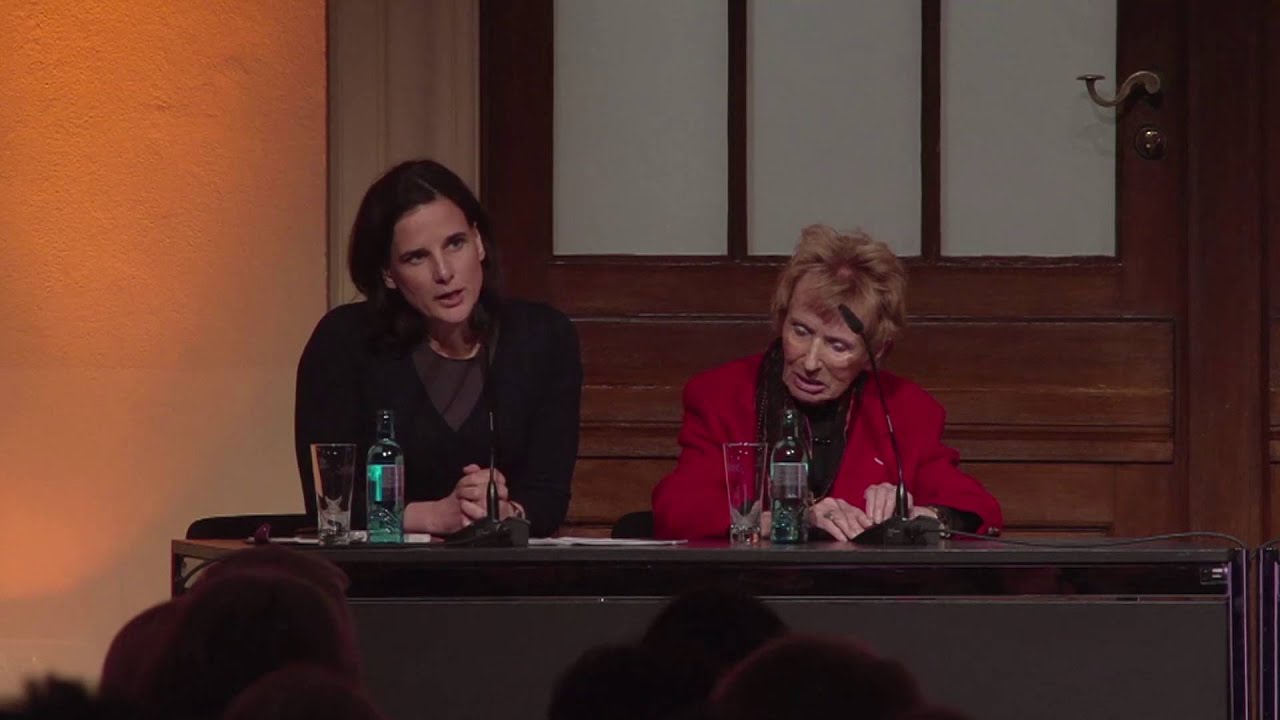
[478,0,1272,542]
[1183,0,1269,542]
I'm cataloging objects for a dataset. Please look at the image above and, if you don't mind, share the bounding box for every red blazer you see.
[652,354,1003,540]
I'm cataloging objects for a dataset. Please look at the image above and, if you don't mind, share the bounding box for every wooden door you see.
[480,0,1272,541]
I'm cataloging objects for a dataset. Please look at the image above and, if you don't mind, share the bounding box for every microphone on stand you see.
[836,304,940,547]
[485,424,501,520]
[444,330,530,548]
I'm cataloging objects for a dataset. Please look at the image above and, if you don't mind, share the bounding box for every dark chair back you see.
[611,511,654,539]
[186,514,313,540]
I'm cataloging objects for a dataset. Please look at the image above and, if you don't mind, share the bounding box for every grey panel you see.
[352,597,1229,720]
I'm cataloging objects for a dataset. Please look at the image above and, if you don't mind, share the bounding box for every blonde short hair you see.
[770,225,907,353]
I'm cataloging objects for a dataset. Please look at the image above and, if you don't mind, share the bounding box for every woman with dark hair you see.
[295,159,581,537]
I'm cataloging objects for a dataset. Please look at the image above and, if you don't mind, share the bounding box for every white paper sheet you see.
[528,537,688,547]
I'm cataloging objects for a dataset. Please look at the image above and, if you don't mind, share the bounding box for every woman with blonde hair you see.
[652,225,1001,541]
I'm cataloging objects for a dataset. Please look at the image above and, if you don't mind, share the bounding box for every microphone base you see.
[444,517,530,548]
[851,516,942,546]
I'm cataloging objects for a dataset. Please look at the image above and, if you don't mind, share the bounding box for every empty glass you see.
[723,442,766,544]
[311,443,356,545]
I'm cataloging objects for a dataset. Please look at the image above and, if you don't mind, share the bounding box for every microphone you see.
[836,304,940,546]
[444,328,530,548]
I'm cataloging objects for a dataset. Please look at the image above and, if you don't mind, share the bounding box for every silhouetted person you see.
[198,544,351,608]
[0,676,148,720]
[143,569,360,720]
[223,664,382,720]
[99,602,178,706]
[711,634,921,720]
[548,643,699,720]
[642,587,786,698]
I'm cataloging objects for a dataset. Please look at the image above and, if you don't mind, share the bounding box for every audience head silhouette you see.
[198,544,351,606]
[98,601,179,706]
[642,587,786,696]
[548,643,700,720]
[711,634,920,720]
[143,553,359,720]
[0,676,148,720]
[223,664,382,720]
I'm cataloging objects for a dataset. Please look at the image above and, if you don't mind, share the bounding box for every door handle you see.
[1077,70,1162,108]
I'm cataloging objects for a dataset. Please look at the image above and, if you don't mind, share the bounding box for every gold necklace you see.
[428,337,480,360]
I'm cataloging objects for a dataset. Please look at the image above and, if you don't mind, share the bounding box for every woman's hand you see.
[402,466,513,534]
[910,506,939,521]
[807,497,874,542]
[864,482,913,524]
[403,497,469,535]
[455,465,514,521]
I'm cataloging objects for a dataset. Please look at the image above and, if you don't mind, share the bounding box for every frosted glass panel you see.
[942,0,1117,256]
[554,0,727,255]
[749,0,920,257]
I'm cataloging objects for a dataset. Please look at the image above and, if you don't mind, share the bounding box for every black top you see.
[799,389,854,500]
[294,299,582,537]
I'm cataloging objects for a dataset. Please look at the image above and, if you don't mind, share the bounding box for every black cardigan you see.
[294,299,582,537]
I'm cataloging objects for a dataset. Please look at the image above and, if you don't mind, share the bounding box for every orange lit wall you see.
[0,1,325,692]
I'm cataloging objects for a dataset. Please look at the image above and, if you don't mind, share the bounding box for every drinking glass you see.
[311,443,356,545]
[723,442,766,544]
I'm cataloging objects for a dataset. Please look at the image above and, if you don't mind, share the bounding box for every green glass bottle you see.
[365,409,404,543]
[769,407,809,544]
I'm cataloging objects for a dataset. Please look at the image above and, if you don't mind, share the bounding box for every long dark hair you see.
[754,340,791,452]
[347,159,502,351]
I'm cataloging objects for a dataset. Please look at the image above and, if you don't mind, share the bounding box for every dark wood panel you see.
[1266,0,1280,538]
[551,262,1145,318]
[1185,1,1268,543]
[891,322,1173,426]
[577,319,1173,428]
[583,386,684,423]
[566,458,674,525]
[578,319,1173,389]
[480,0,552,300]
[1115,0,1185,314]
[550,261,779,317]
[577,319,772,385]
[579,421,1171,463]
[579,423,678,458]
[1272,0,1280,552]
[974,464,1115,528]
[582,386,1172,431]
[1272,465,1280,542]
[943,427,1170,463]
[1111,464,1179,537]
[1270,322,1280,460]
[920,0,940,261]
[727,0,746,259]
[1268,0,1280,318]
[927,389,1167,428]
